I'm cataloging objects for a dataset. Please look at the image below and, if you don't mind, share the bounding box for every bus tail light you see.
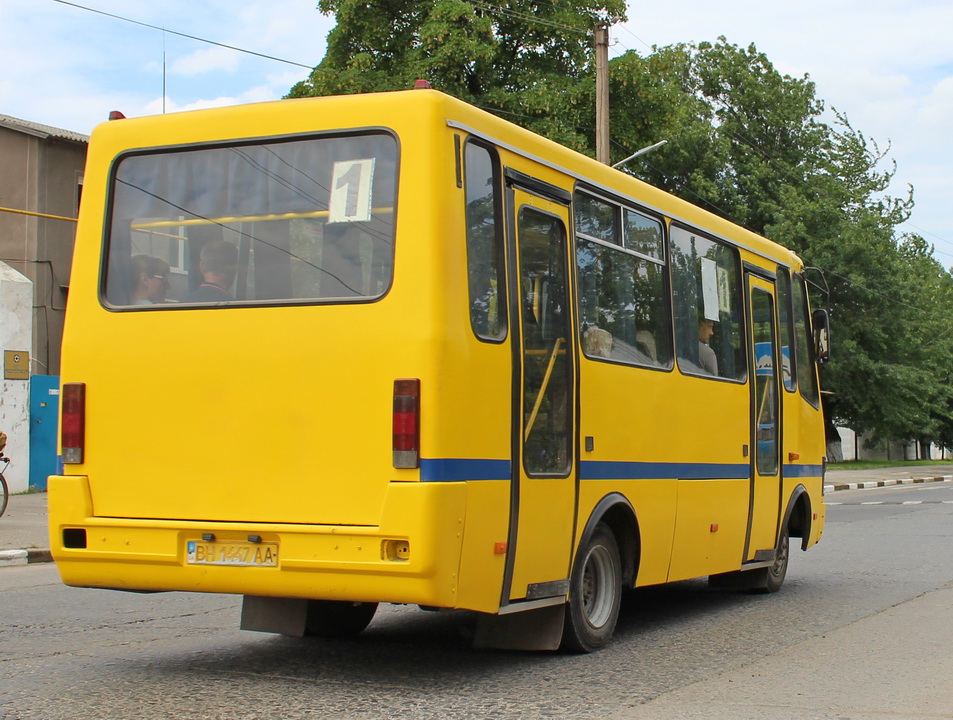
[62,382,86,464]
[393,379,420,469]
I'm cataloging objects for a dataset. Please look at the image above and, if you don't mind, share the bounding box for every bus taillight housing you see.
[62,383,86,464]
[393,379,420,469]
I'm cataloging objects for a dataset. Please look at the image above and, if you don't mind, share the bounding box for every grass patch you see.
[828,458,953,471]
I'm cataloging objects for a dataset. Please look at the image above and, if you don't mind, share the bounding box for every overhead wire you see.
[47,0,356,80]
[468,0,589,35]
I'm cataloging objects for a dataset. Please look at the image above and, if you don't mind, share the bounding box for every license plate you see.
[186,540,279,567]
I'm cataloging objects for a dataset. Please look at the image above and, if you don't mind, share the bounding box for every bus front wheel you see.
[561,523,622,653]
[305,600,378,638]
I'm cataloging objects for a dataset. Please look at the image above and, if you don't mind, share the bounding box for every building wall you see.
[835,427,949,462]
[0,124,85,375]
[0,262,33,492]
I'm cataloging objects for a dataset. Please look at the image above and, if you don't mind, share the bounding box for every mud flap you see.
[708,567,770,591]
[472,603,565,651]
[240,595,308,636]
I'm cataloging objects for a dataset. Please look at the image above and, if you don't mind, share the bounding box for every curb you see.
[0,548,53,566]
[824,475,953,494]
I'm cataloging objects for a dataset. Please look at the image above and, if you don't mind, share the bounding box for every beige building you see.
[0,114,88,375]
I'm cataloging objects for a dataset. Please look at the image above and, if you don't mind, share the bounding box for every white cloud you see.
[171,45,241,76]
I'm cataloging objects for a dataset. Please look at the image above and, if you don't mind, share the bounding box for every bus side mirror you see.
[812,308,830,364]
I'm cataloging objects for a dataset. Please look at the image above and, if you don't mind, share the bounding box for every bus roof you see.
[90,87,802,269]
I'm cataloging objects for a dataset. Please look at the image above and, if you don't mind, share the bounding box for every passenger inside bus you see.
[128,254,171,305]
[581,324,660,367]
[184,240,238,302]
[697,318,718,375]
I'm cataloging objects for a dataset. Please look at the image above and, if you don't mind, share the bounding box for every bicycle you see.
[0,451,8,519]
[0,430,7,518]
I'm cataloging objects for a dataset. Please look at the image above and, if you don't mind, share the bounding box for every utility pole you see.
[594,21,610,165]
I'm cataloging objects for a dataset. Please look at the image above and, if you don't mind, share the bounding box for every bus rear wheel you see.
[561,523,622,653]
[762,527,790,593]
[304,600,378,638]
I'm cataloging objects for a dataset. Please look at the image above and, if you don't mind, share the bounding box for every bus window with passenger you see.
[104,133,398,307]
[671,225,745,381]
[575,190,673,369]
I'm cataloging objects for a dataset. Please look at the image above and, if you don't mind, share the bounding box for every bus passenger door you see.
[503,178,577,606]
[745,273,783,561]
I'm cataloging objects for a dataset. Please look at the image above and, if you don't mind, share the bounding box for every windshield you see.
[103,132,398,308]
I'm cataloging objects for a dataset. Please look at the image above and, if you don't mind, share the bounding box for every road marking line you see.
[827,500,950,506]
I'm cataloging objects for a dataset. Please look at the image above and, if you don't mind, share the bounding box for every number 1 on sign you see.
[329,158,375,223]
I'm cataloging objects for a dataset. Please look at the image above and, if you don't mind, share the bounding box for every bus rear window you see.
[103,132,398,307]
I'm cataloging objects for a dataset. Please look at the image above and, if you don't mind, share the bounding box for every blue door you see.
[29,375,59,490]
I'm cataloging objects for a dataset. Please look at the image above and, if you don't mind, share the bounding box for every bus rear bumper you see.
[48,475,468,609]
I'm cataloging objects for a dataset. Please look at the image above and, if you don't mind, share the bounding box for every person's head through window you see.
[184,240,239,302]
[698,318,714,346]
[199,240,238,292]
[129,254,171,304]
[697,317,718,375]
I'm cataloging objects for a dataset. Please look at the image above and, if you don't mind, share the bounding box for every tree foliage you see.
[289,0,625,151]
[290,6,953,449]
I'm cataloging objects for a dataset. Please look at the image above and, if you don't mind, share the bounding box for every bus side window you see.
[792,274,820,407]
[464,140,506,341]
[776,267,797,392]
[574,191,672,369]
[671,225,745,381]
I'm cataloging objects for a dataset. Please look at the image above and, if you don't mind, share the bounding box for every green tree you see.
[607,40,947,449]
[289,0,625,151]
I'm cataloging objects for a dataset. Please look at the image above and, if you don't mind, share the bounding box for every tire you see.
[762,527,790,593]
[304,600,378,638]
[0,472,8,519]
[561,523,622,653]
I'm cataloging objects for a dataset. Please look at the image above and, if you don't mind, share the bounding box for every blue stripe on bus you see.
[782,464,824,478]
[417,459,823,482]
[580,461,751,480]
[419,458,511,482]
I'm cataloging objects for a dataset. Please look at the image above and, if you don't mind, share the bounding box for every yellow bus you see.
[50,87,827,652]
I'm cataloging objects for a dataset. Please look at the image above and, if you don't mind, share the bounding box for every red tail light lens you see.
[62,383,86,464]
[393,379,420,469]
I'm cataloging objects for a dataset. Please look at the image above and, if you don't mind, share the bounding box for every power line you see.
[47,0,353,78]
[468,0,589,35]
[614,21,654,53]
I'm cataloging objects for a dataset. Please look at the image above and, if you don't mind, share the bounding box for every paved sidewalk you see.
[823,463,953,492]
[2,465,951,567]
[0,491,51,565]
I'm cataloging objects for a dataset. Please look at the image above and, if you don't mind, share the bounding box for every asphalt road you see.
[2,482,952,719]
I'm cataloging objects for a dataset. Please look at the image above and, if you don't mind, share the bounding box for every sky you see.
[2,0,952,266]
